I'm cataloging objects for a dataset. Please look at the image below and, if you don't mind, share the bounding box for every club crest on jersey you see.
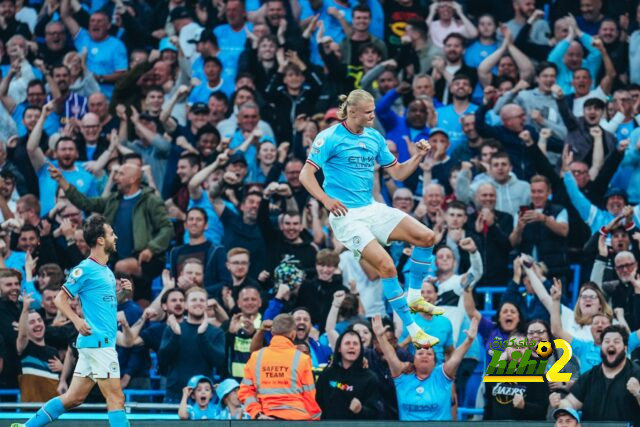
[71,268,83,278]
[314,138,325,148]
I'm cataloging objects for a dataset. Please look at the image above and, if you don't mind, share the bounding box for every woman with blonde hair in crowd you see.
[524,254,613,342]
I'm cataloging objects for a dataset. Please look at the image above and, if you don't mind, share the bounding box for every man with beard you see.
[158,287,225,403]
[0,0,31,42]
[27,103,101,214]
[282,307,330,368]
[17,214,132,427]
[549,325,640,424]
[47,65,87,127]
[429,33,477,105]
[550,279,614,373]
[0,269,21,391]
[436,75,478,153]
[118,287,185,356]
[50,163,173,303]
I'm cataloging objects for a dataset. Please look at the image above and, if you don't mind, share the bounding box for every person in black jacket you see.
[264,61,322,144]
[510,175,570,282]
[0,269,22,390]
[315,330,382,420]
[296,249,344,330]
[467,181,513,286]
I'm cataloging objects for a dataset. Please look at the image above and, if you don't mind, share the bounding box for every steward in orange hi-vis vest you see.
[238,314,321,420]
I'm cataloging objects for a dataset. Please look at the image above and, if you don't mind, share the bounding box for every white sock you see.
[407,288,422,304]
[407,322,421,337]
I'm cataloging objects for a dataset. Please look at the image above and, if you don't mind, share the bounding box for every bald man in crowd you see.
[49,162,173,303]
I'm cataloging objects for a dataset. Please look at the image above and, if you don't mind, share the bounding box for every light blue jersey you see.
[571,338,602,374]
[306,123,397,208]
[401,314,453,363]
[187,402,220,420]
[38,161,99,214]
[62,258,117,349]
[436,103,478,154]
[73,29,128,97]
[394,365,453,421]
[572,334,640,374]
[186,194,225,245]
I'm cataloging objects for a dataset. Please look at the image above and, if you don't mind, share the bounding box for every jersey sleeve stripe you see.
[61,285,73,298]
[306,159,320,170]
[381,158,398,169]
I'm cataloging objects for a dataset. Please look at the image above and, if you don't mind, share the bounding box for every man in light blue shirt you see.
[548,24,602,94]
[213,0,252,83]
[187,57,235,103]
[436,75,478,153]
[60,4,128,97]
[18,214,132,427]
[26,103,100,214]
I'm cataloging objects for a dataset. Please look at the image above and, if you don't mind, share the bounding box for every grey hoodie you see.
[456,169,531,219]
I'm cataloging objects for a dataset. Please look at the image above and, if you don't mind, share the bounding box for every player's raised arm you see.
[386,139,432,182]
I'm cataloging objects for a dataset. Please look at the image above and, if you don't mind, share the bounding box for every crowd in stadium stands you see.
[3,0,640,423]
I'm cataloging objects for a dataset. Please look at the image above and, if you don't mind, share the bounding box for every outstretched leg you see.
[361,239,439,348]
[388,216,443,315]
[21,376,95,427]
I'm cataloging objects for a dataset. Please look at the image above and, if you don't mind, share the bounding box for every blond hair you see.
[574,282,613,326]
[337,90,374,120]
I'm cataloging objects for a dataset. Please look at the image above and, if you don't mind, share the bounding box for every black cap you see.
[191,102,210,114]
[170,6,191,22]
[604,187,627,201]
[229,152,247,165]
[188,29,218,45]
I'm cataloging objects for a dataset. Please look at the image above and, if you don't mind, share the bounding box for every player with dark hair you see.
[14,214,132,427]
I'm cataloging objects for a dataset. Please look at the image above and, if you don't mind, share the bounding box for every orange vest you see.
[238,335,322,420]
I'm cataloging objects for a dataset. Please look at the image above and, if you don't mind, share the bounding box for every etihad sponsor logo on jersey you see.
[347,156,375,168]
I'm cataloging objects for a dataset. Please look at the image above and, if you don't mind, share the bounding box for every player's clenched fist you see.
[415,139,431,156]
